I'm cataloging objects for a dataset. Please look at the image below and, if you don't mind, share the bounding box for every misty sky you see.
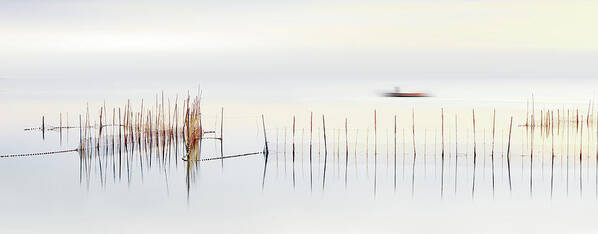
[1,0,597,99]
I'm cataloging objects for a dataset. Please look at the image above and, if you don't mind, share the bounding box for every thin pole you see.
[435,128,437,178]
[394,115,397,192]
[566,110,571,197]
[221,107,224,168]
[595,111,598,198]
[42,115,45,140]
[551,112,555,198]
[344,118,349,189]
[374,110,377,196]
[455,114,458,195]
[580,115,583,197]
[292,116,296,163]
[262,115,268,155]
[507,116,513,193]
[472,109,477,198]
[310,112,313,192]
[322,115,328,191]
[354,128,358,174]
[411,108,417,197]
[292,116,296,189]
[491,109,496,199]
[59,112,62,145]
[261,114,269,190]
[441,108,445,198]
[530,113,535,197]
[403,129,406,178]
[424,129,427,177]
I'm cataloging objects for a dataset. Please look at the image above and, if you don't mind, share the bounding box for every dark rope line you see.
[0,149,78,158]
[183,152,262,162]
[24,124,124,131]
[201,137,222,140]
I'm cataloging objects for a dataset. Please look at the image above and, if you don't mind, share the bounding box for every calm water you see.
[2,81,598,233]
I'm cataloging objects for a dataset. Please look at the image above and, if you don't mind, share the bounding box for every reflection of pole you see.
[59,112,62,145]
[595,114,598,199]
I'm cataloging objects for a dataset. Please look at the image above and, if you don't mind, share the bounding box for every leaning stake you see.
[262,115,268,155]
[506,116,513,194]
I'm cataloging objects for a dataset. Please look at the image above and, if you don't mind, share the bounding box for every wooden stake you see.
[454,114,458,195]
[411,108,416,197]
[322,115,328,190]
[292,116,296,163]
[374,110,377,196]
[394,115,397,192]
[310,112,313,191]
[491,109,496,199]
[551,112,555,198]
[345,118,349,189]
[262,114,268,155]
[441,108,445,198]
[580,117,583,197]
[472,109,477,198]
[507,116,513,193]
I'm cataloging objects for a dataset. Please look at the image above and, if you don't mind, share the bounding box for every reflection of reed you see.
[15,92,598,201]
[61,91,270,203]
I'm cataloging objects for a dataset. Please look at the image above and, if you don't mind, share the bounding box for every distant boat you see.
[383,87,431,97]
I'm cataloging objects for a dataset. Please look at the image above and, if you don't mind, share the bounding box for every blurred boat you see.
[383,87,430,97]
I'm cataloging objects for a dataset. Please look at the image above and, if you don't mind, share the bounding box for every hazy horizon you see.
[2,0,598,103]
